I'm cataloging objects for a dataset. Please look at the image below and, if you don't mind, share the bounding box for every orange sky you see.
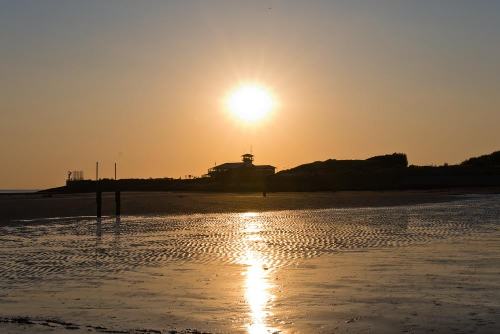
[1,1,499,189]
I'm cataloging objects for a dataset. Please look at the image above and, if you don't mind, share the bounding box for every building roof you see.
[211,162,276,170]
[212,162,245,169]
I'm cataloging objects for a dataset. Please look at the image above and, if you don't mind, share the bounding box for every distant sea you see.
[0,190,38,194]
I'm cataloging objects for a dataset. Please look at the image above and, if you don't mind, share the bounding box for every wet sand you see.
[2,188,500,223]
[1,194,499,333]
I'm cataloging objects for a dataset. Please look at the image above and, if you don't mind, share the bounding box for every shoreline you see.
[2,187,500,223]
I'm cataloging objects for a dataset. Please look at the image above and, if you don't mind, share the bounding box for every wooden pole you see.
[115,190,121,216]
[96,190,102,218]
[114,162,120,216]
[96,162,101,217]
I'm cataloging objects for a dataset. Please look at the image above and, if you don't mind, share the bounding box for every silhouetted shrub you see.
[461,151,500,166]
[366,153,408,168]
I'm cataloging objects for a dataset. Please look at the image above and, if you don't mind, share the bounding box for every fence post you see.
[115,190,121,216]
[96,190,102,218]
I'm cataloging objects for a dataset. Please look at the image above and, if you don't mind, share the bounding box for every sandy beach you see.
[1,191,500,333]
[2,188,500,223]
[3,0,500,332]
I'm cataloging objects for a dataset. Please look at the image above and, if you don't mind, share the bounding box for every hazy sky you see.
[1,1,499,189]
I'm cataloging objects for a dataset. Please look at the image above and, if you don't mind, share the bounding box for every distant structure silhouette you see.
[67,170,84,181]
[207,154,275,180]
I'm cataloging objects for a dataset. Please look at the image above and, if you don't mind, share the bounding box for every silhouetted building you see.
[208,154,275,180]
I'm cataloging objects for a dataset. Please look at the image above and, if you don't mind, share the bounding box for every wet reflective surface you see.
[1,195,500,333]
[239,213,276,334]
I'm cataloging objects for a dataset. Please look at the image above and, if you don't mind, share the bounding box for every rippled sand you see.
[1,195,499,333]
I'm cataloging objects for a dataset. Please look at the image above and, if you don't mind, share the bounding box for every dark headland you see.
[2,151,500,222]
[43,150,500,193]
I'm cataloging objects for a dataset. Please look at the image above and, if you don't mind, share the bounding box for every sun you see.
[227,85,275,122]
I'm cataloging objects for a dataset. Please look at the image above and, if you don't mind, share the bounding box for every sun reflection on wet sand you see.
[2,198,500,333]
[240,213,277,334]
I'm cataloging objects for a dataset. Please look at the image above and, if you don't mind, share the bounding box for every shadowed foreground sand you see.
[2,188,500,223]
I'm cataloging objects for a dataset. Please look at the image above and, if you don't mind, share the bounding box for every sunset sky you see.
[1,1,499,189]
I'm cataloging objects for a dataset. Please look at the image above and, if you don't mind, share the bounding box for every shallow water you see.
[1,195,499,333]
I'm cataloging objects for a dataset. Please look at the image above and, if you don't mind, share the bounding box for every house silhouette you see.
[208,154,275,180]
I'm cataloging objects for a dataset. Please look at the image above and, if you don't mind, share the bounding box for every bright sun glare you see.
[227,85,274,122]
